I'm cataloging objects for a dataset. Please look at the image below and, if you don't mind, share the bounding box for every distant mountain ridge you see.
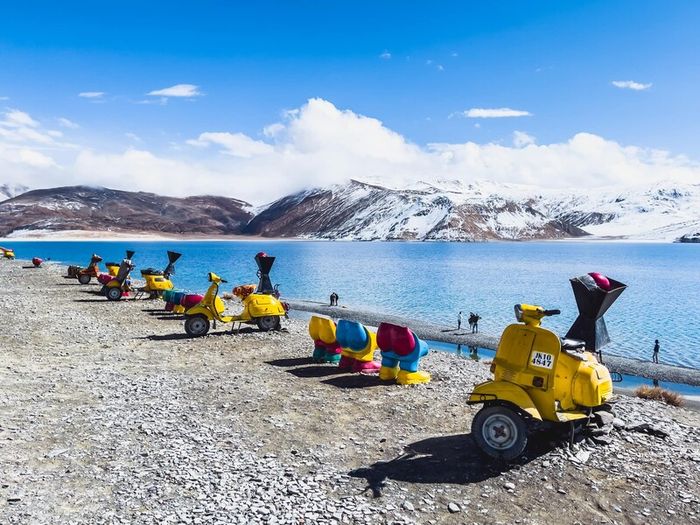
[245,179,700,242]
[0,181,698,242]
[0,185,253,237]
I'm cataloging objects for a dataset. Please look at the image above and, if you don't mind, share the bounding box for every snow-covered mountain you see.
[245,179,700,242]
[1,181,697,241]
[0,183,29,201]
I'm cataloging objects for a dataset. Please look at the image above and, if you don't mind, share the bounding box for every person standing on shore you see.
[329,292,339,306]
[472,313,481,334]
[652,339,660,363]
[457,311,462,330]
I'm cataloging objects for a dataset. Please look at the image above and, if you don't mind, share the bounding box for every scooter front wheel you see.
[185,314,210,337]
[256,316,280,332]
[78,274,91,285]
[472,405,528,461]
[106,287,123,301]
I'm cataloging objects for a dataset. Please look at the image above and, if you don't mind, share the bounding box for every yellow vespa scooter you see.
[183,253,287,337]
[467,273,626,460]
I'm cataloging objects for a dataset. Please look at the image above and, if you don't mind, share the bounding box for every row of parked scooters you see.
[62,249,627,461]
[65,250,289,335]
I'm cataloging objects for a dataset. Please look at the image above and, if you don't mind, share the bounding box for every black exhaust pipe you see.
[254,252,275,293]
[565,274,627,354]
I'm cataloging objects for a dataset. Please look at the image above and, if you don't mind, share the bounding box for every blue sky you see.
[1,1,699,202]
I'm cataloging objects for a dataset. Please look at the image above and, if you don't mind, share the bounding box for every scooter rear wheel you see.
[78,274,91,285]
[472,405,528,461]
[106,287,123,301]
[256,316,280,332]
[185,314,210,337]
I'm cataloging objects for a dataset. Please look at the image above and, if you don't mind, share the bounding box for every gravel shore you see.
[1,261,699,524]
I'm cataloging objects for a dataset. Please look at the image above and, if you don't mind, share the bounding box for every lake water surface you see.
[7,240,699,368]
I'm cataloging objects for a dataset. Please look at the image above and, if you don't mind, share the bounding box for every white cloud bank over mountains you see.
[1,98,699,204]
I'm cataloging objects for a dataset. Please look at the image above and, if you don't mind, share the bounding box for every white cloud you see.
[0,96,9,101]
[125,132,142,142]
[187,132,273,158]
[2,109,39,128]
[462,108,532,118]
[3,99,700,205]
[379,50,392,60]
[263,122,285,138]
[436,64,444,71]
[513,131,535,148]
[612,80,652,91]
[58,117,79,129]
[79,91,105,98]
[148,84,201,98]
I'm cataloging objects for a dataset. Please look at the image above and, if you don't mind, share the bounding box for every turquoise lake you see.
[6,240,699,368]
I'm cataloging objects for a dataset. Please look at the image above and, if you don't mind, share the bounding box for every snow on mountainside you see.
[1,181,697,241]
[0,183,29,201]
[245,179,700,242]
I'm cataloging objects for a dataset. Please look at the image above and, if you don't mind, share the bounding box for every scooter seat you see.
[336,319,369,350]
[561,338,586,351]
[377,323,416,356]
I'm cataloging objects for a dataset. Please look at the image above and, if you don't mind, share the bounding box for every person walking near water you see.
[329,292,339,306]
[652,339,660,363]
[457,311,462,330]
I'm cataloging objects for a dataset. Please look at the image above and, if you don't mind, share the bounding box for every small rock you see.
[402,501,415,512]
[447,502,461,513]
[504,482,516,491]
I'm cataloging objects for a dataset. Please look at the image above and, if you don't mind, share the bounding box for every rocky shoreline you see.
[1,261,699,524]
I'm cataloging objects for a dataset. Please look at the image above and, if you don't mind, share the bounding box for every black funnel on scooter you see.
[126,250,135,260]
[565,274,626,352]
[254,252,275,293]
[163,251,182,279]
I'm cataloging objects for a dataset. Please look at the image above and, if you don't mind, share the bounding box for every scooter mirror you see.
[126,250,135,259]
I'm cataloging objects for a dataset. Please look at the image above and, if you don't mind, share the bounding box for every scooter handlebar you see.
[543,309,561,316]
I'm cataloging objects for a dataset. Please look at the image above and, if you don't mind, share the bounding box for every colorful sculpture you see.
[376,322,431,385]
[336,319,381,373]
[308,315,342,363]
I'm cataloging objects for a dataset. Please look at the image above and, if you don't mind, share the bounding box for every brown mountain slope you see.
[0,186,253,237]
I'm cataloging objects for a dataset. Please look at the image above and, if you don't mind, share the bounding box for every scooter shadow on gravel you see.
[349,433,550,494]
[322,374,393,389]
[285,365,348,378]
[142,331,234,341]
[266,357,316,368]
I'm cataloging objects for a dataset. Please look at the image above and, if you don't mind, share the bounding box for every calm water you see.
[6,240,699,367]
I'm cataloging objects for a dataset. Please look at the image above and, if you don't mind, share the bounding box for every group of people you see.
[457,311,481,333]
[329,292,339,306]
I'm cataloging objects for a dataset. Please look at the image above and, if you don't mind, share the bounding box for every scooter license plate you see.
[530,351,554,369]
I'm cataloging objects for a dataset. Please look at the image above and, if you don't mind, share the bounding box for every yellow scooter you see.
[140,251,181,298]
[103,251,136,301]
[183,253,287,337]
[468,273,626,460]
